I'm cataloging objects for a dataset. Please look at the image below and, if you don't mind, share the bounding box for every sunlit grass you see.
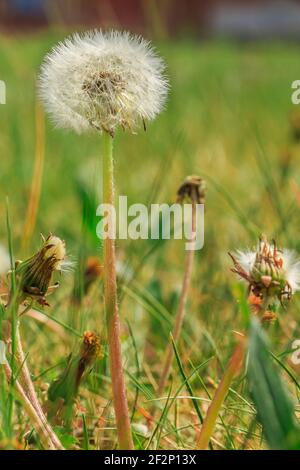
[0,32,300,449]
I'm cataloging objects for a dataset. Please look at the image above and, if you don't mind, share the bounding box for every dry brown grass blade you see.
[22,101,45,254]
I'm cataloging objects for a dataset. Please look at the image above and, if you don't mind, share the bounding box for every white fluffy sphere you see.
[38,30,169,135]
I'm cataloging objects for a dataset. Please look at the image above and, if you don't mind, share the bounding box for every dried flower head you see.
[38,30,169,136]
[48,331,102,408]
[16,234,68,306]
[80,331,102,364]
[177,175,206,204]
[230,236,300,305]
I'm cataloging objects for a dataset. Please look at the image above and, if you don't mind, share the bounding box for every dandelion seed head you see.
[230,236,300,304]
[38,30,169,135]
[235,250,256,274]
[282,249,300,292]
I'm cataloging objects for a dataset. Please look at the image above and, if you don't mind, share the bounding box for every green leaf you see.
[248,319,300,450]
[53,426,77,449]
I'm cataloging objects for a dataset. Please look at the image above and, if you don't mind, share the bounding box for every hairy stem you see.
[196,338,245,450]
[102,132,133,450]
[156,197,197,399]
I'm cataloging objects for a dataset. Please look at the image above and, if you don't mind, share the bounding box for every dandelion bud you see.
[230,236,300,306]
[38,30,169,136]
[177,175,206,204]
[16,235,66,306]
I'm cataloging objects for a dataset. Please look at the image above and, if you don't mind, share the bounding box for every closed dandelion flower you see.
[177,175,207,204]
[16,234,68,306]
[230,236,300,306]
[38,30,168,135]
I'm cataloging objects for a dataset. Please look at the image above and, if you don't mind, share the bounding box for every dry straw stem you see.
[3,361,63,450]
[196,337,245,450]
[156,190,197,399]
[102,133,133,450]
[14,325,63,449]
[22,102,45,253]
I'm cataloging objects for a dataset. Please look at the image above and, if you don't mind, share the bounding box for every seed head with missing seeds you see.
[229,235,300,305]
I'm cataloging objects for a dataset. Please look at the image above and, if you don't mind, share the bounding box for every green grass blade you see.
[248,319,300,450]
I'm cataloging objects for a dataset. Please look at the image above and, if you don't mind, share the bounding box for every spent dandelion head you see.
[80,331,102,365]
[16,234,69,306]
[48,331,102,408]
[177,175,206,204]
[229,235,300,308]
[38,30,169,136]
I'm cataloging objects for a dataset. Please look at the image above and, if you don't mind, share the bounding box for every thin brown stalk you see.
[102,133,133,449]
[156,196,197,399]
[15,325,63,450]
[22,102,45,253]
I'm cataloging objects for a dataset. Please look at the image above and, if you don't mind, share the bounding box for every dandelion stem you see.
[14,324,63,450]
[102,132,133,450]
[156,195,197,399]
[196,338,245,450]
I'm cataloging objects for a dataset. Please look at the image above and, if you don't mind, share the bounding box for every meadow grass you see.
[0,31,300,449]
